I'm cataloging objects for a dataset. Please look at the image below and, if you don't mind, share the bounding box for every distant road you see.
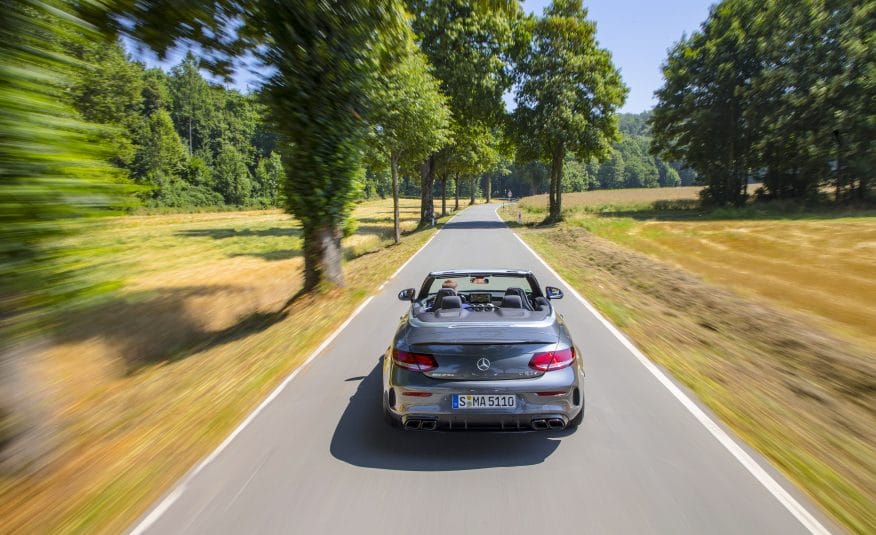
[130,204,836,535]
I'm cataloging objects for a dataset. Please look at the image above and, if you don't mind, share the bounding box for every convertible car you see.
[382,269,584,431]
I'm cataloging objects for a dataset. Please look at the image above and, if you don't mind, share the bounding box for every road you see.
[131,204,835,535]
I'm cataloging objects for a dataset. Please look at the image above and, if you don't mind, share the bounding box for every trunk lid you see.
[406,324,559,381]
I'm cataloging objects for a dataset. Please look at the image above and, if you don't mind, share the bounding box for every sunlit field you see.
[511,188,875,346]
[0,198,444,534]
[501,193,876,532]
[519,185,705,210]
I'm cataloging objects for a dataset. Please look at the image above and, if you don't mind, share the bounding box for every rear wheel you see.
[382,389,400,428]
[567,407,584,428]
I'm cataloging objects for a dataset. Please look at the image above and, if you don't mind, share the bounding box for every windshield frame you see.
[415,271,544,301]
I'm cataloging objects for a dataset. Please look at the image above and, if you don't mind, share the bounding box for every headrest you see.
[440,295,462,309]
[533,296,549,311]
[501,295,522,309]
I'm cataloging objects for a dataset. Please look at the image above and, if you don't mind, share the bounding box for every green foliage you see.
[169,52,215,156]
[247,0,410,287]
[1,1,124,339]
[371,38,451,171]
[410,0,521,128]
[410,0,522,223]
[371,32,451,241]
[133,109,188,190]
[253,152,284,205]
[651,0,874,205]
[513,0,627,221]
[598,150,625,189]
[213,143,252,205]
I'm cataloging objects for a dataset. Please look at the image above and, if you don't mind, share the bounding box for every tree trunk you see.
[550,149,565,222]
[391,153,400,244]
[0,338,59,473]
[470,177,476,205]
[419,156,435,227]
[454,173,460,211]
[548,169,556,218]
[302,221,344,290]
[440,173,447,217]
[188,117,193,155]
[486,175,492,203]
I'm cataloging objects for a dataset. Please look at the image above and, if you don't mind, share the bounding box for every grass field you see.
[501,189,876,533]
[0,197,446,534]
[510,186,875,347]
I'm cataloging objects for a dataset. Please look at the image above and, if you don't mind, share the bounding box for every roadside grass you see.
[508,189,876,347]
[0,197,449,534]
[500,195,876,533]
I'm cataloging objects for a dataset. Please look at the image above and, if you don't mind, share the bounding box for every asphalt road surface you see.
[131,204,837,535]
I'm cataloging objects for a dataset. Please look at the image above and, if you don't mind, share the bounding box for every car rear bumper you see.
[384,364,584,431]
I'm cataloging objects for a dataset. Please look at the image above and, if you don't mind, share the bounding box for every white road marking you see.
[128,212,459,534]
[498,205,832,535]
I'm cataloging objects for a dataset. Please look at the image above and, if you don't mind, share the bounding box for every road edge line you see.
[128,210,456,535]
[498,205,831,535]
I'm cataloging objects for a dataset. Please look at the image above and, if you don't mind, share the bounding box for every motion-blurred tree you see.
[0,0,124,470]
[87,1,411,288]
[513,0,627,222]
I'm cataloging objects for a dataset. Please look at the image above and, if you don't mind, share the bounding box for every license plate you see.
[452,394,516,409]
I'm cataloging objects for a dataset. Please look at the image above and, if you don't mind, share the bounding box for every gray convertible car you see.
[382,269,584,431]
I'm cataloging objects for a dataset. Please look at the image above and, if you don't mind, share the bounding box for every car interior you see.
[413,283,552,322]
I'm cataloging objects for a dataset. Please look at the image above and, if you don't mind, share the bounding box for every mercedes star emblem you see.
[476,357,491,371]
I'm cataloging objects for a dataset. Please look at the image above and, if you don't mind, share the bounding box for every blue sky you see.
[127,0,715,114]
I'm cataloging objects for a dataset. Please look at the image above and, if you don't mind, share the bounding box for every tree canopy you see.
[513,0,627,221]
[651,0,874,205]
[371,37,451,242]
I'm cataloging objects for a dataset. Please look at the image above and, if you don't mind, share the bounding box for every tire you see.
[382,390,400,428]
[567,407,584,428]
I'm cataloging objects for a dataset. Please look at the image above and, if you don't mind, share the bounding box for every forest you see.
[70,45,284,209]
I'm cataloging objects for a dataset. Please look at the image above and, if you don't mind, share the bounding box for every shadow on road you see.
[330,361,567,471]
[441,220,508,230]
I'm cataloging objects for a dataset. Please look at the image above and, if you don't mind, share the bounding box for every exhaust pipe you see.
[404,418,437,431]
[548,418,566,429]
[531,419,548,430]
[420,420,437,431]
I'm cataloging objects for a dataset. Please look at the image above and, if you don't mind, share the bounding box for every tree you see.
[132,109,188,192]
[513,0,627,222]
[410,0,522,226]
[68,40,145,169]
[649,0,875,204]
[169,53,215,155]
[1,0,123,470]
[372,40,451,243]
[657,159,681,187]
[598,150,625,189]
[213,143,252,205]
[251,1,410,288]
[253,152,284,206]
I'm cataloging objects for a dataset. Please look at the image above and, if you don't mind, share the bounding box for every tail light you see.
[393,349,438,372]
[529,347,575,372]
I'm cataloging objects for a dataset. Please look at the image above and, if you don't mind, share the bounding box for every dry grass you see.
[521,185,705,210]
[512,189,875,348]
[501,199,876,533]
[0,197,445,534]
